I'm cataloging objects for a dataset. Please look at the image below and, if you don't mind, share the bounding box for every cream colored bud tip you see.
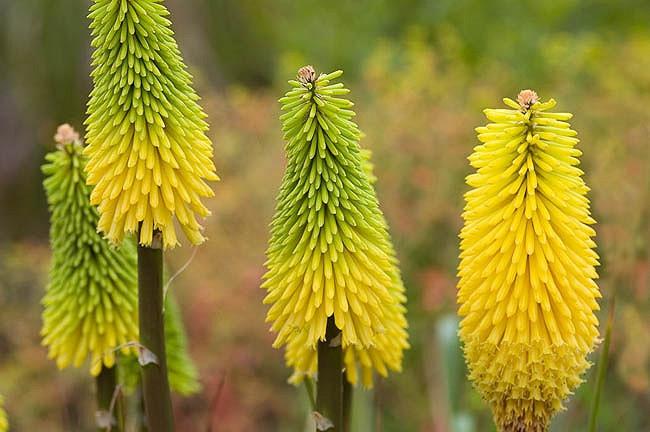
[54,123,80,147]
[517,89,539,110]
[297,65,317,84]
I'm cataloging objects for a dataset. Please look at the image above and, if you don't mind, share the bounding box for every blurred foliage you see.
[1,0,649,431]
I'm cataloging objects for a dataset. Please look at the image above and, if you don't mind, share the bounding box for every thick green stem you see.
[138,231,174,432]
[342,379,352,432]
[135,385,148,432]
[317,317,343,431]
[96,365,123,431]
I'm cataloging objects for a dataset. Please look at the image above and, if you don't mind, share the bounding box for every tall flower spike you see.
[458,91,600,431]
[283,148,409,388]
[42,124,138,376]
[263,67,407,371]
[85,0,219,249]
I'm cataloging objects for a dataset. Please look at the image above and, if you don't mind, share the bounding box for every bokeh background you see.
[1,0,649,431]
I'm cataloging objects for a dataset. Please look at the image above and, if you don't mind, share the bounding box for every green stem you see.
[316,317,343,431]
[96,365,123,431]
[138,231,174,432]
[342,379,352,432]
[588,295,615,432]
[135,384,148,432]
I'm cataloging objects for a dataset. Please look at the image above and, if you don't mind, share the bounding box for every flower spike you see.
[41,124,139,376]
[84,0,219,249]
[263,67,408,386]
[283,149,409,387]
[458,91,601,431]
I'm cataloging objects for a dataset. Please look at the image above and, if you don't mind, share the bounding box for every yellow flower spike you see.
[283,148,409,388]
[263,67,409,385]
[458,90,601,431]
[84,0,219,249]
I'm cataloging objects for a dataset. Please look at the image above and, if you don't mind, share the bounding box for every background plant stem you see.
[342,379,352,432]
[96,365,123,431]
[135,385,148,432]
[317,317,343,430]
[138,231,174,432]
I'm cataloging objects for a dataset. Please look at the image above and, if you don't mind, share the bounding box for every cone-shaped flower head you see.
[458,91,600,431]
[85,0,219,249]
[263,67,408,384]
[120,295,200,395]
[283,148,409,387]
[42,124,138,376]
[0,395,7,432]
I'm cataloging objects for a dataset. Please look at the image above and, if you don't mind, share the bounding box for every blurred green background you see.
[1,0,649,430]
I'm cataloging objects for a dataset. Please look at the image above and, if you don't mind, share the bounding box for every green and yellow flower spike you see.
[42,124,138,376]
[263,67,408,384]
[0,395,7,432]
[458,90,600,431]
[283,148,409,388]
[84,0,219,249]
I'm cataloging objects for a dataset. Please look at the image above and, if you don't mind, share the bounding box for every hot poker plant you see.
[284,149,409,388]
[44,125,200,430]
[263,66,408,425]
[85,0,218,249]
[42,124,138,376]
[458,90,600,431]
[85,1,217,428]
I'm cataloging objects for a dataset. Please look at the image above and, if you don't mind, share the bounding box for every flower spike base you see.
[458,90,600,431]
